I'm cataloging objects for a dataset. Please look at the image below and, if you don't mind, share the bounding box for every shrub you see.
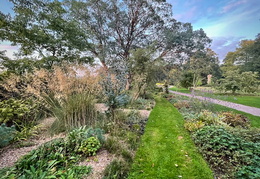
[154,86,163,92]
[184,121,205,132]
[0,98,43,126]
[127,110,142,123]
[1,65,103,100]
[121,148,133,163]
[173,100,190,109]
[78,137,101,156]
[220,111,250,128]
[193,126,260,178]
[168,97,178,105]
[13,123,40,142]
[188,98,216,113]
[125,131,140,150]
[128,97,154,110]
[104,136,122,154]
[180,72,193,89]
[7,127,102,178]
[14,138,91,178]
[228,127,260,143]
[0,124,16,148]
[198,110,225,126]
[235,158,260,179]
[67,126,104,153]
[181,110,200,121]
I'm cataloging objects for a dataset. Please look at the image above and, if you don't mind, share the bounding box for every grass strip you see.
[128,97,213,179]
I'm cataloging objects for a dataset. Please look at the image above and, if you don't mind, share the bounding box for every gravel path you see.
[0,118,65,169]
[169,90,260,117]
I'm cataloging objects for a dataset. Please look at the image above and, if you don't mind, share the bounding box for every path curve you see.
[169,90,260,117]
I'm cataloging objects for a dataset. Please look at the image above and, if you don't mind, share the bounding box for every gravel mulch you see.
[79,150,114,179]
[0,118,65,169]
[0,133,65,169]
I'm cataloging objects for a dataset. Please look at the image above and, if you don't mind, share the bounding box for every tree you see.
[216,70,241,94]
[1,0,212,91]
[68,0,211,87]
[160,24,211,65]
[0,0,93,68]
[186,48,220,87]
[128,48,157,99]
[221,34,260,76]
[221,52,240,75]
[180,72,193,89]
[240,71,259,93]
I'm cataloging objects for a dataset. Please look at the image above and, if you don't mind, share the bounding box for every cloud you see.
[0,44,18,50]
[184,0,203,7]
[174,6,198,23]
[210,36,245,62]
[221,0,248,13]
[0,43,19,59]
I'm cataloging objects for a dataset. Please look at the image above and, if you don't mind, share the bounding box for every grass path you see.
[128,97,213,179]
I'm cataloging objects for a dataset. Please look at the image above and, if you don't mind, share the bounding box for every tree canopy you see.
[0,0,211,71]
[221,34,260,75]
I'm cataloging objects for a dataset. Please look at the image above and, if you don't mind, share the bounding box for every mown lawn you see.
[128,97,213,179]
[169,86,190,93]
[170,86,260,108]
[214,95,260,108]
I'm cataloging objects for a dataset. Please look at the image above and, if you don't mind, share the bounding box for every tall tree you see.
[0,0,93,68]
[185,48,220,87]
[68,0,173,67]
[221,34,260,76]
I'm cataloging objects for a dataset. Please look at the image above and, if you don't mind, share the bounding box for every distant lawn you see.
[170,86,260,108]
[128,97,213,179]
[210,95,260,108]
[194,91,260,108]
[169,86,190,93]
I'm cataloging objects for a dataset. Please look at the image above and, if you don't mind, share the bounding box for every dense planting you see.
[1,127,103,178]
[193,126,260,178]
[0,124,16,147]
[0,99,43,126]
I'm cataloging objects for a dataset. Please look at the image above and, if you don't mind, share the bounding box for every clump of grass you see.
[44,93,97,134]
[103,159,130,179]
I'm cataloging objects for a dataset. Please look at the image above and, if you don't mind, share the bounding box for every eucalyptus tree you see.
[68,0,211,88]
[68,0,171,66]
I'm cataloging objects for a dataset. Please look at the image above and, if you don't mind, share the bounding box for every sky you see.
[0,0,260,62]
[168,0,260,61]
